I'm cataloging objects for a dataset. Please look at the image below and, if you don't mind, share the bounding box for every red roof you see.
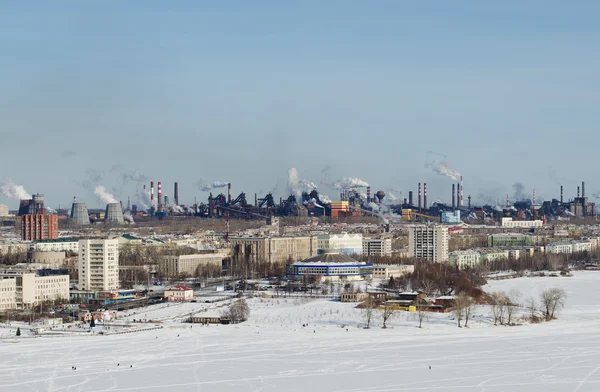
[168,286,193,291]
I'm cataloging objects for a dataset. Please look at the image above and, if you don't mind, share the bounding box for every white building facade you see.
[0,277,17,310]
[500,217,543,228]
[0,270,69,308]
[362,238,392,257]
[29,238,79,253]
[317,233,363,255]
[158,253,227,277]
[78,239,119,291]
[408,225,449,263]
[449,250,481,269]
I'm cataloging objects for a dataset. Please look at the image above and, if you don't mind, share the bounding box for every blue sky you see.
[1,1,599,208]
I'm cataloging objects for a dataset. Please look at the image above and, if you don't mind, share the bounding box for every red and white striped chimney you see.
[150,182,155,204]
[367,186,371,203]
[158,182,163,207]
[423,183,428,210]
[418,183,422,210]
[460,175,464,207]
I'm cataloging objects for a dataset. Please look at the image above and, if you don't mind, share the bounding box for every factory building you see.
[17,194,46,216]
[408,225,449,263]
[230,236,317,264]
[158,253,227,278]
[441,210,461,224]
[317,233,363,255]
[20,214,58,241]
[500,217,543,228]
[362,238,392,257]
[0,268,69,308]
[78,239,119,291]
[28,238,79,253]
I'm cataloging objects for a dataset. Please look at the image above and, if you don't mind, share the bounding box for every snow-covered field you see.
[2,272,600,391]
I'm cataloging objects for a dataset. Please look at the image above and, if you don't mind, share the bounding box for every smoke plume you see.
[512,182,527,201]
[94,186,118,204]
[196,180,229,192]
[593,193,600,199]
[0,179,32,200]
[425,151,460,181]
[333,177,369,190]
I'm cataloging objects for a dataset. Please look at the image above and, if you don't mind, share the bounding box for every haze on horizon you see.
[1,1,599,209]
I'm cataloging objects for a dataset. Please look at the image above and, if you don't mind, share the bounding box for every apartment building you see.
[21,214,59,241]
[449,250,481,269]
[317,234,363,255]
[29,238,79,253]
[0,277,17,310]
[408,225,449,263]
[500,217,543,228]
[372,264,414,279]
[158,253,227,277]
[230,236,317,264]
[363,238,392,257]
[0,269,69,308]
[78,239,119,291]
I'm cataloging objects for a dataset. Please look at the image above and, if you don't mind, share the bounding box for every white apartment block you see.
[29,238,79,253]
[372,264,414,279]
[317,233,363,255]
[500,217,543,228]
[546,242,574,254]
[0,270,69,308]
[449,250,481,270]
[0,243,27,255]
[363,238,392,257]
[0,277,17,310]
[573,241,592,253]
[408,225,449,263]
[0,204,9,217]
[158,253,227,277]
[78,239,119,291]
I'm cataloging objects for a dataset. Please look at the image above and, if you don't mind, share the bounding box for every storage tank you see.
[105,203,124,224]
[70,203,90,225]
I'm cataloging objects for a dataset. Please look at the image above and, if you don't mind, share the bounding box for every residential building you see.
[27,251,66,264]
[0,204,8,217]
[408,225,449,263]
[29,238,79,253]
[362,238,392,257]
[546,242,574,254]
[500,217,543,228]
[488,234,535,247]
[164,286,194,302]
[441,210,461,224]
[158,253,227,277]
[449,250,481,269]
[573,241,592,253]
[317,233,363,255]
[372,264,414,279]
[21,214,58,241]
[230,236,317,264]
[286,252,373,282]
[0,277,17,310]
[0,243,28,255]
[78,239,119,291]
[479,249,510,263]
[0,269,69,308]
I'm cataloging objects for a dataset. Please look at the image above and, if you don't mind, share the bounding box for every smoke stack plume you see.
[418,183,422,211]
[560,185,563,204]
[423,183,428,210]
[228,183,232,203]
[452,184,456,210]
[409,191,413,206]
[367,186,371,203]
[174,182,179,206]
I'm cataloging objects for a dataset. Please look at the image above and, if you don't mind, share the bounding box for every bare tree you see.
[416,298,428,328]
[526,296,539,321]
[226,297,250,323]
[463,295,474,327]
[453,293,473,328]
[505,289,521,326]
[362,296,377,328]
[490,292,502,326]
[540,288,566,321]
[381,301,396,329]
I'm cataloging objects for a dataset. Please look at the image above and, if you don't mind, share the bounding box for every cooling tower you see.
[105,203,124,224]
[70,203,90,225]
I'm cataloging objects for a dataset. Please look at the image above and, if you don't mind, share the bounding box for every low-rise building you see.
[449,250,481,269]
[27,251,66,264]
[372,264,414,279]
[286,252,373,282]
[29,238,79,253]
[479,249,510,263]
[317,233,363,255]
[0,268,69,308]
[340,292,369,302]
[0,204,9,217]
[0,277,17,310]
[164,286,194,302]
[488,233,535,247]
[230,235,317,264]
[362,238,392,257]
[547,242,574,254]
[158,253,227,277]
[500,217,543,228]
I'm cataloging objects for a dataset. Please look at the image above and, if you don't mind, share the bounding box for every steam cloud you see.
[0,179,31,200]
[288,168,319,199]
[196,180,229,192]
[425,151,461,181]
[512,182,527,201]
[333,177,369,190]
[94,186,118,204]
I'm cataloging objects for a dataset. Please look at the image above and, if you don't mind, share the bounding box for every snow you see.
[2,272,600,391]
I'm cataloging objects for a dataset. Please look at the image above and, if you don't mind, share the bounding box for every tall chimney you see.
[452,184,456,210]
[577,186,580,198]
[418,183,422,211]
[255,193,258,207]
[468,195,471,208]
[150,182,155,205]
[423,183,428,210]
[457,182,460,210]
[157,182,163,210]
[408,191,413,206]
[582,181,585,198]
[460,176,464,207]
[174,182,179,206]
[228,183,232,203]
[560,185,563,204]
[366,186,371,203]
[533,189,536,205]
[582,181,586,216]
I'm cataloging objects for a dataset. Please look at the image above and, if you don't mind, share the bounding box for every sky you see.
[1,1,600,209]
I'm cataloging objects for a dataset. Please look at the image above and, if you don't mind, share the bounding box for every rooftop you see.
[296,252,364,265]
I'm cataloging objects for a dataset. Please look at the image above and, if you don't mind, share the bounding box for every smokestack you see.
[157,182,163,210]
[582,181,585,198]
[174,182,179,206]
[460,176,464,207]
[533,189,536,205]
[452,184,456,210]
[228,183,232,204]
[423,183,428,210]
[577,186,580,198]
[582,181,586,216]
[255,193,258,207]
[366,186,371,203]
[456,182,460,210]
[560,185,564,204]
[418,183,422,211]
[408,191,413,207]
[468,195,471,209]
[150,181,155,204]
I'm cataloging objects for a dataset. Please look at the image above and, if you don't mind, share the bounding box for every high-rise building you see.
[362,238,392,257]
[408,224,449,263]
[78,239,119,291]
[21,214,58,241]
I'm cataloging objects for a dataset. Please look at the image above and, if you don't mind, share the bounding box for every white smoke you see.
[425,151,461,181]
[196,180,229,192]
[320,194,332,204]
[0,179,31,200]
[211,181,229,188]
[287,168,301,198]
[305,198,325,209]
[385,189,400,202]
[45,207,57,214]
[367,202,381,211]
[300,179,318,192]
[333,177,369,190]
[171,205,185,213]
[123,211,135,223]
[94,186,118,204]
[593,193,600,199]
[135,186,152,210]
